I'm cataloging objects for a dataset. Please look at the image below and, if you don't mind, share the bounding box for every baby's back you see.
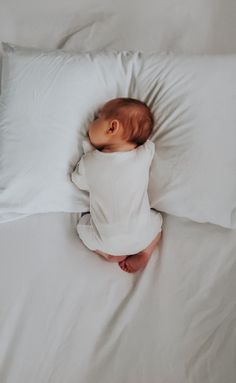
[76,140,163,255]
[83,140,155,234]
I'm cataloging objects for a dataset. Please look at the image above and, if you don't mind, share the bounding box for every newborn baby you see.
[71,98,163,273]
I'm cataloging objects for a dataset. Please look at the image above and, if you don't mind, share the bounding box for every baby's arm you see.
[71,156,89,191]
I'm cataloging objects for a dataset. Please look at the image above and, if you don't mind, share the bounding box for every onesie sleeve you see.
[71,156,89,191]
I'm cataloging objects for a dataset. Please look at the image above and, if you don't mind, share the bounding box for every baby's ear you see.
[108,119,120,134]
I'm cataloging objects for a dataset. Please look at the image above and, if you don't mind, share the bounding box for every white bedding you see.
[1,0,236,382]
[1,0,236,55]
[0,212,235,383]
[1,45,236,228]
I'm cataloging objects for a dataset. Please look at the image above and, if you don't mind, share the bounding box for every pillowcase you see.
[0,43,140,222]
[143,53,236,229]
[0,43,236,228]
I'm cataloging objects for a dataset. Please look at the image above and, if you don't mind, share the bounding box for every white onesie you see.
[71,139,163,256]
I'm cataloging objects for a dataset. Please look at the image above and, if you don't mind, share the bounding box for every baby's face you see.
[88,109,110,149]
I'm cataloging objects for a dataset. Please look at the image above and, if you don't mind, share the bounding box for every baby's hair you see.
[100,98,154,145]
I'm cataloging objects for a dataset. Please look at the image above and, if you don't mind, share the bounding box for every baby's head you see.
[88,98,154,151]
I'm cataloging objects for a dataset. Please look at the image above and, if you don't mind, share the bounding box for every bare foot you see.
[118,232,162,273]
[119,251,150,273]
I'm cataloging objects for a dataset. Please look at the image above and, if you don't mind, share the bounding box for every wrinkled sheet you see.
[1,0,236,382]
[0,0,236,57]
[0,212,235,383]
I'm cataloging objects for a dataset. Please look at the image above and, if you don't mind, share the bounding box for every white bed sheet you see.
[1,0,236,382]
[0,212,235,383]
[1,0,236,57]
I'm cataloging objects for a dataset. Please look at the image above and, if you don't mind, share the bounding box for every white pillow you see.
[0,43,236,228]
[0,43,139,222]
[143,53,236,228]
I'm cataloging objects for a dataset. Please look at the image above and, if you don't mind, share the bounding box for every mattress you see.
[1,0,236,382]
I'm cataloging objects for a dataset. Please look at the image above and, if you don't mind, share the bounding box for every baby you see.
[71,98,163,273]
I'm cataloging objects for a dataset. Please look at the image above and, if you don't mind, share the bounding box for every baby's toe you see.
[118,260,133,273]
[118,260,125,269]
[125,263,135,273]
[124,258,141,273]
[119,260,129,272]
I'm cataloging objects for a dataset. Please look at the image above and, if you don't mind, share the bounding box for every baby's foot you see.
[118,251,150,273]
[119,232,162,273]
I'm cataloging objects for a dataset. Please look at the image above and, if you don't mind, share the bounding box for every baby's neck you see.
[101,142,138,153]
